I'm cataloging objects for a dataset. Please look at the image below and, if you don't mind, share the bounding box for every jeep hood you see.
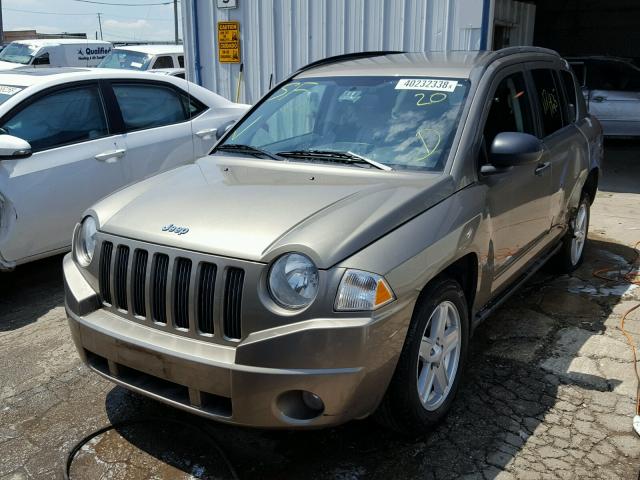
[95,156,454,268]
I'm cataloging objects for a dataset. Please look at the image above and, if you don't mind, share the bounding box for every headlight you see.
[335,269,395,311]
[268,253,319,310]
[75,216,97,266]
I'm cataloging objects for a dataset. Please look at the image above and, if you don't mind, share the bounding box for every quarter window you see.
[483,72,536,149]
[112,83,187,131]
[559,70,578,124]
[153,56,174,69]
[531,69,564,137]
[1,85,108,151]
[178,55,184,68]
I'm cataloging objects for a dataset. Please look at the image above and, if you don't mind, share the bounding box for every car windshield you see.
[0,85,25,105]
[218,76,469,172]
[97,50,151,70]
[0,43,38,65]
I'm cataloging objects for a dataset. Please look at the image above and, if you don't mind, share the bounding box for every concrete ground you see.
[1,142,640,479]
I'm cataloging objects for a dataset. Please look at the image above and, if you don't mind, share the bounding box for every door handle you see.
[592,96,606,103]
[534,162,550,176]
[195,127,217,140]
[95,148,126,162]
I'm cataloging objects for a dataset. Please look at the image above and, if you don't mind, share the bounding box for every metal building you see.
[181,0,536,104]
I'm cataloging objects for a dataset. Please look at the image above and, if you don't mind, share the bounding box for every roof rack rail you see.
[294,50,405,75]
[491,46,560,58]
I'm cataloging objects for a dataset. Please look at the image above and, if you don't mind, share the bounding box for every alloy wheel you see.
[416,300,462,411]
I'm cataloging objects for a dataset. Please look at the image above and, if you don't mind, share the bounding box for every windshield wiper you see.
[216,143,283,161]
[276,150,392,171]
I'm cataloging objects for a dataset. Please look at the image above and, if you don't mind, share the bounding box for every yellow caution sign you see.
[217,21,241,63]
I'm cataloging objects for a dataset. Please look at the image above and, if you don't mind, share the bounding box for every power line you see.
[4,7,97,16]
[3,6,177,21]
[70,0,175,5]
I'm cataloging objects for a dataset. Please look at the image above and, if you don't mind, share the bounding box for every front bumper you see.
[64,254,411,428]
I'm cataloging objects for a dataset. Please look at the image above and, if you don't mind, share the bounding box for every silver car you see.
[64,48,602,432]
[569,56,640,137]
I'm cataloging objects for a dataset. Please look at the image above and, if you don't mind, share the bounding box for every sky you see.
[3,0,181,42]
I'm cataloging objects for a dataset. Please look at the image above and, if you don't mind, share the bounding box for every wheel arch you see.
[416,252,479,321]
[583,167,599,204]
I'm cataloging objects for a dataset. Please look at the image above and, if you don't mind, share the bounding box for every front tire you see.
[554,192,590,273]
[376,278,469,435]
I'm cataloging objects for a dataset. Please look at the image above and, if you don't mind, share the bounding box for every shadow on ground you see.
[600,139,640,194]
[65,237,640,479]
[0,254,65,331]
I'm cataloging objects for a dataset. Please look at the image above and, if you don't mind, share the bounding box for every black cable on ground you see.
[63,417,239,480]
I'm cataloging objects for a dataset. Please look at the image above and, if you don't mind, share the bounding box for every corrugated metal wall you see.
[182,0,487,104]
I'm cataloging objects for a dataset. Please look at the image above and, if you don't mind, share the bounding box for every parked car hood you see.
[0,61,23,70]
[93,155,455,268]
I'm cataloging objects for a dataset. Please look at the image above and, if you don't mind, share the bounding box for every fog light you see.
[302,391,324,412]
[276,390,325,421]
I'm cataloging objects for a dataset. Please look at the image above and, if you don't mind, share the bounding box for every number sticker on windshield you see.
[395,79,458,92]
[0,85,22,96]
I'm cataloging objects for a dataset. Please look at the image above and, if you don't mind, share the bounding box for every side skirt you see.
[472,242,562,331]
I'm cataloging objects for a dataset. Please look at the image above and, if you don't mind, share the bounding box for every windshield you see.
[97,50,151,70]
[0,43,38,65]
[218,76,469,172]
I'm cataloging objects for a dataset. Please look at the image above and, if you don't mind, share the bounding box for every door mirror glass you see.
[0,134,32,159]
[489,132,543,167]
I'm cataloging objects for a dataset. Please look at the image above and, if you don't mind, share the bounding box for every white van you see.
[0,39,113,70]
[97,44,183,71]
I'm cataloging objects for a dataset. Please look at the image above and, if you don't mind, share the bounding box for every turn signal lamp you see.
[335,269,396,311]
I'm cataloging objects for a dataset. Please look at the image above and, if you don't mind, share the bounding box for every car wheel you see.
[376,278,468,435]
[554,192,590,273]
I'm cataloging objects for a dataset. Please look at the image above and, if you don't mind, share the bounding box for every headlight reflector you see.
[335,269,395,311]
[268,253,319,309]
[76,216,97,266]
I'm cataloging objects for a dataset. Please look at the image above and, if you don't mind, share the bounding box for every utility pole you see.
[0,0,5,45]
[173,0,178,44]
[97,13,103,40]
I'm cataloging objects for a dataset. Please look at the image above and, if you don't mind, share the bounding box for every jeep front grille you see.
[98,238,247,343]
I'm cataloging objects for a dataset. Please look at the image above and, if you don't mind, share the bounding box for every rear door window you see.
[112,83,187,131]
[1,84,108,151]
[153,55,174,69]
[531,69,564,137]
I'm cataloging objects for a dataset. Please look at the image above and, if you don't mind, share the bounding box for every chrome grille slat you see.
[197,263,216,334]
[99,242,113,304]
[151,253,169,324]
[114,245,129,311]
[96,234,248,345]
[173,258,191,329]
[132,249,148,317]
[223,267,244,340]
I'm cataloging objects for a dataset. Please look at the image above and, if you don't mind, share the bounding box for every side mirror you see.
[0,135,32,160]
[489,132,543,168]
[32,53,50,66]
[216,120,236,140]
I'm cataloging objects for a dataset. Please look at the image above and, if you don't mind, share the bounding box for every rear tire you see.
[554,192,590,273]
[376,278,469,435]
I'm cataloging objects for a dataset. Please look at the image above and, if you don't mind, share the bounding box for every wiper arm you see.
[276,149,392,171]
[216,143,283,161]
